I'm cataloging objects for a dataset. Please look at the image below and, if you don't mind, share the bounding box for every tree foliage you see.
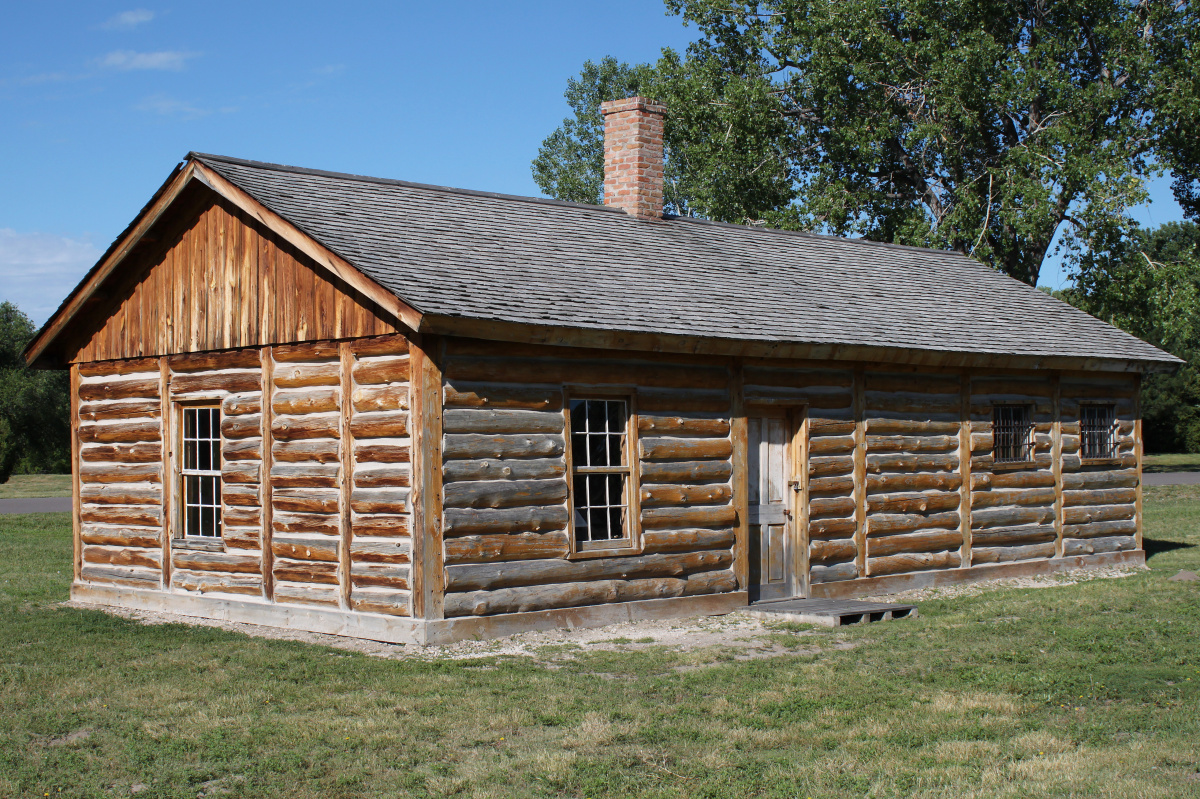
[1062,222,1200,452]
[0,303,69,481]
[534,0,1199,286]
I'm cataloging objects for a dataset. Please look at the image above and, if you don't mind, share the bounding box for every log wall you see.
[439,341,738,618]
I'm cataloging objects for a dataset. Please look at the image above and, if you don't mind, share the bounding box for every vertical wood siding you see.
[69,195,398,364]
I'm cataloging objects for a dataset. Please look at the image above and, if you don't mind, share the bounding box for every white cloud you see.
[135,92,210,119]
[0,229,100,326]
[102,9,155,29]
[99,50,196,71]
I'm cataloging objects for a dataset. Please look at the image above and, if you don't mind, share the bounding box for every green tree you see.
[0,302,70,482]
[535,0,1198,286]
[1063,222,1200,452]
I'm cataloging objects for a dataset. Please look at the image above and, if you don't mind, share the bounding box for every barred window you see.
[181,406,222,538]
[568,398,631,547]
[993,405,1033,464]
[1081,404,1118,459]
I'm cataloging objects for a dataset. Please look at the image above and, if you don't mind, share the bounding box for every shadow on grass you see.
[1144,537,1195,561]
[1144,464,1200,473]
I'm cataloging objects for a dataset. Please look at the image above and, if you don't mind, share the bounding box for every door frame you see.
[745,403,809,601]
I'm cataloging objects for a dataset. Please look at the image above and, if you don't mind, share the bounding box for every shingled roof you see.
[185,153,1176,370]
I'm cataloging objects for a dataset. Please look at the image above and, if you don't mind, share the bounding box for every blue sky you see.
[0,2,1186,325]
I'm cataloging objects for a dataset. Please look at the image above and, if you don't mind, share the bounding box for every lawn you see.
[0,474,72,499]
[1145,453,1200,473]
[1,490,1198,798]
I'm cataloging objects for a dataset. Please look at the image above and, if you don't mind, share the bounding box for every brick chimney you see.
[600,96,666,220]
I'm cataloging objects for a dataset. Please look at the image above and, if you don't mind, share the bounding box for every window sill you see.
[991,461,1040,472]
[568,541,641,560]
[174,537,224,552]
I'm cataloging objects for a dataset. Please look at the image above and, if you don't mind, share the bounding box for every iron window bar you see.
[993,404,1034,464]
[1081,404,1118,459]
[181,406,223,538]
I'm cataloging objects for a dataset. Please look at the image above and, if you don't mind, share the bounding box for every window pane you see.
[185,408,196,438]
[573,433,588,467]
[587,401,607,433]
[569,399,587,435]
[589,434,608,466]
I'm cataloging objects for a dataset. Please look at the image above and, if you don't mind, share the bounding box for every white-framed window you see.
[180,405,222,538]
[992,404,1034,464]
[1080,404,1118,460]
[567,396,634,551]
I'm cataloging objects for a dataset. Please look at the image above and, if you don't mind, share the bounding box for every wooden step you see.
[742,598,918,627]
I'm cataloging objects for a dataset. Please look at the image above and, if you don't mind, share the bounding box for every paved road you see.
[0,497,72,514]
[1144,471,1200,486]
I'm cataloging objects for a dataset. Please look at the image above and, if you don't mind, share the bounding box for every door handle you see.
[788,480,801,492]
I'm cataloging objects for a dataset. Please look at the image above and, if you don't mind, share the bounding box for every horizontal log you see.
[272,534,339,562]
[743,366,852,390]
[642,528,735,555]
[80,506,161,526]
[443,478,567,510]
[220,414,261,440]
[351,515,410,537]
[353,358,410,386]
[642,504,738,530]
[810,539,857,565]
[809,420,856,436]
[444,576,690,617]
[864,391,959,414]
[80,442,161,464]
[866,453,958,474]
[971,543,1055,564]
[171,371,261,395]
[640,482,733,507]
[743,385,851,409]
[1062,504,1135,525]
[272,511,339,535]
[79,399,160,422]
[683,569,737,596]
[444,357,728,391]
[349,333,409,358]
[349,538,411,564]
[350,488,410,514]
[81,525,161,548]
[1062,535,1136,556]
[808,455,854,478]
[636,389,730,414]
[168,350,260,373]
[866,511,960,537]
[83,545,161,569]
[79,358,159,377]
[271,414,339,441]
[865,435,957,453]
[868,550,960,577]
[1061,519,1138,539]
[867,473,962,494]
[223,506,261,526]
[81,564,160,588]
[273,560,339,585]
[354,443,411,464]
[969,525,1056,547]
[223,395,262,416]
[222,439,262,462]
[808,518,857,539]
[809,497,856,519]
[807,474,854,497]
[221,484,260,506]
[349,412,409,439]
[444,531,570,564]
[1062,488,1137,507]
[222,463,261,485]
[972,506,1055,529]
[442,408,563,435]
[444,381,563,411]
[868,529,963,558]
[170,569,262,595]
[810,562,859,584]
[274,362,341,389]
[273,439,339,464]
[865,418,961,436]
[640,437,732,461]
[273,389,339,416]
[638,416,730,437]
[80,462,162,484]
[970,377,1053,397]
[973,471,1056,490]
[172,550,261,574]
[809,435,856,455]
[270,463,340,489]
[443,505,569,537]
[79,484,162,506]
[79,378,159,401]
[352,385,409,413]
[443,434,563,460]
[273,583,340,606]
[866,373,961,394]
[78,421,160,444]
[223,529,263,551]
[273,489,339,514]
[350,588,411,616]
[447,549,732,593]
[350,562,410,590]
[443,457,564,483]
[866,492,961,515]
[639,460,732,484]
[971,488,1058,510]
[271,341,339,362]
[353,467,411,489]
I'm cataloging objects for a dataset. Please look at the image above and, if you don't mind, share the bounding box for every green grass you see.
[1145,452,1200,473]
[0,474,72,499]
[2,490,1199,798]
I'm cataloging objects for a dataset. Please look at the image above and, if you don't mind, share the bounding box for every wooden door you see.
[747,412,799,602]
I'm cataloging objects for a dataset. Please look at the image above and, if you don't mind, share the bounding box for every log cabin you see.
[25,97,1180,644]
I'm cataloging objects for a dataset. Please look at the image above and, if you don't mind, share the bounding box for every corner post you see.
[158,358,173,588]
[852,367,867,577]
[958,371,973,568]
[730,359,749,592]
[410,334,445,623]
